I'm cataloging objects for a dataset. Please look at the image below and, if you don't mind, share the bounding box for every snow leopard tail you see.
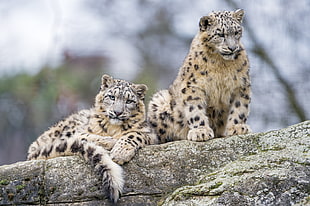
[27,136,124,203]
[98,154,124,203]
[78,140,124,203]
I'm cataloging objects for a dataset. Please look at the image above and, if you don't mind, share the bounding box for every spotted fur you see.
[27,74,156,203]
[148,9,251,142]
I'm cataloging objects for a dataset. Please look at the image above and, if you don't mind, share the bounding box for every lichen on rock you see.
[0,121,309,205]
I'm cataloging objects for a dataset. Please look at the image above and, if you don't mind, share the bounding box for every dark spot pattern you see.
[151,121,158,128]
[86,147,95,160]
[189,106,194,112]
[92,153,102,165]
[136,136,143,143]
[56,142,67,153]
[71,140,83,154]
[159,128,166,135]
[42,145,53,157]
[190,118,194,124]
[54,130,60,137]
[194,116,200,121]
[235,101,241,108]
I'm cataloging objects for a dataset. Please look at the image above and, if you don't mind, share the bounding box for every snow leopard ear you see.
[233,9,244,23]
[199,15,215,32]
[134,84,148,100]
[101,74,114,90]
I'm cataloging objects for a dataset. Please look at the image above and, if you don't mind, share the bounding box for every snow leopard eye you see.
[126,99,135,104]
[108,95,115,101]
[218,33,225,37]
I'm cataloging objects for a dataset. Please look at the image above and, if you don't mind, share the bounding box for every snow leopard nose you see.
[113,110,123,117]
[228,45,237,52]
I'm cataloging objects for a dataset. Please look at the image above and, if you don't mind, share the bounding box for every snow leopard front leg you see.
[78,132,117,151]
[182,88,214,141]
[226,86,251,136]
[110,131,150,165]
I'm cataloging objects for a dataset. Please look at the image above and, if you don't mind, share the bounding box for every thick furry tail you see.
[72,139,124,203]
[96,155,124,203]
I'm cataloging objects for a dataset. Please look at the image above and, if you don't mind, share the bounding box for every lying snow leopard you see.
[27,74,156,203]
[148,9,251,142]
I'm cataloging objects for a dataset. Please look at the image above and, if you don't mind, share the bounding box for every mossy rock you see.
[0,121,309,205]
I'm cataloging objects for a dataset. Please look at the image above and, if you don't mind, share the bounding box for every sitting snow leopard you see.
[148,9,251,142]
[27,74,156,203]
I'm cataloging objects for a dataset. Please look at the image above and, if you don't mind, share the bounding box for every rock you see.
[0,121,309,205]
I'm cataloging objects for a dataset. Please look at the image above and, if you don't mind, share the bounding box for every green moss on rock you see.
[0,179,9,185]
[0,121,309,205]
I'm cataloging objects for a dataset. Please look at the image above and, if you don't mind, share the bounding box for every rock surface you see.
[0,121,309,205]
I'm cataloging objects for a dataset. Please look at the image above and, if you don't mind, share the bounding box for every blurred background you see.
[0,0,309,165]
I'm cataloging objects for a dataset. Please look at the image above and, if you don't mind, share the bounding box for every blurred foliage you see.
[0,58,107,163]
